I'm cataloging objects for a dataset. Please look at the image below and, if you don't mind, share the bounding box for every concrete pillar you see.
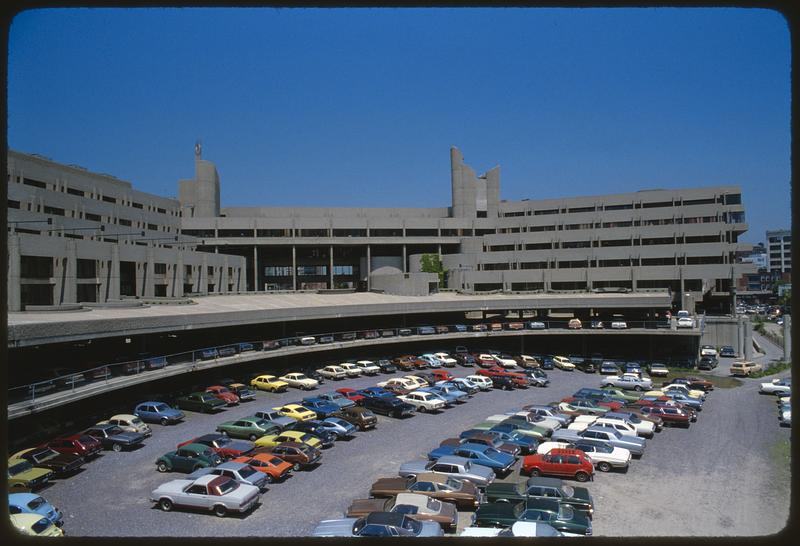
[222,256,230,293]
[367,245,371,291]
[64,241,78,303]
[173,251,184,297]
[143,248,155,297]
[252,246,258,292]
[738,316,746,358]
[8,235,21,311]
[744,322,754,360]
[292,245,297,291]
[200,255,209,295]
[402,244,407,273]
[329,245,334,289]
[109,244,120,300]
[53,256,66,305]
[782,315,791,362]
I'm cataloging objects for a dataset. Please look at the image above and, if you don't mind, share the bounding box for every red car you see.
[638,405,692,427]
[336,387,366,405]
[561,396,623,411]
[205,385,240,406]
[231,453,293,483]
[521,448,594,482]
[381,384,413,396]
[477,367,529,388]
[46,433,103,460]
[474,353,496,368]
[177,433,254,460]
[430,369,454,382]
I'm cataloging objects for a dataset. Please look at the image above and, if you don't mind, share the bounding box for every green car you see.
[175,392,226,413]
[473,498,592,536]
[7,458,54,491]
[484,476,594,516]
[216,417,281,441]
[155,443,223,473]
[600,386,641,403]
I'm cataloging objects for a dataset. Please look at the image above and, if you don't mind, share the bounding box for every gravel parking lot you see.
[36,340,790,537]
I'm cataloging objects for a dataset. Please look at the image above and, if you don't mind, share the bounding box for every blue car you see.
[318,392,356,409]
[453,324,467,332]
[418,326,436,335]
[318,417,357,438]
[427,443,516,474]
[416,387,457,408]
[133,401,185,425]
[459,429,538,454]
[357,387,395,398]
[438,379,478,396]
[9,493,63,527]
[428,384,469,403]
[624,362,643,374]
[540,356,555,370]
[663,392,704,410]
[299,397,341,419]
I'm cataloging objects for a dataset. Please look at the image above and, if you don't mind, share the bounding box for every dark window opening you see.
[683,197,716,206]
[154,285,167,297]
[21,284,53,306]
[67,187,84,197]
[525,242,552,250]
[600,239,631,247]
[77,283,97,303]
[604,203,633,211]
[520,261,548,269]
[182,229,215,238]
[333,229,366,237]
[23,178,47,189]
[77,259,96,279]
[102,195,117,204]
[406,228,438,237]
[21,256,53,278]
[370,228,403,237]
[43,206,65,216]
[8,199,20,209]
[85,212,102,222]
[642,201,672,209]
[218,229,255,238]
[561,240,591,249]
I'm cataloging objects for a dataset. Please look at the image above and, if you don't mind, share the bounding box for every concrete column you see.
[366,245,371,291]
[143,247,155,297]
[782,315,791,362]
[252,246,258,292]
[222,256,230,293]
[402,245,407,273]
[292,245,297,291]
[53,256,66,305]
[8,235,21,311]
[329,245,334,289]
[109,244,120,300]
[200,255,209,295]
[173,251,184,297]
[744,321,754,360]
[64,241,78,303]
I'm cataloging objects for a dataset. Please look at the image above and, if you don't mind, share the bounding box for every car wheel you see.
[597,461,612,472]
[159,498,173,511]
[112,443,122,453]
[528,468,541,477]
[221,430,229,437]
[634,386,643,392]
[264,474,273,483]
[293,463,301,471]
[157,461,169,472]
[249,434,258,441]
[213,505,227,517]
[575,471,590,482]
[418,406,426,413]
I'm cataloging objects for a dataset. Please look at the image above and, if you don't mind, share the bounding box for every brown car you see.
[330,406,378,431]
[615,407,664,431]
[439,434,521,457]
[663,376,714,392]
[369,473,481,510]
[392,355,419,371]
[346,493,458,533]
[251,442,321,470]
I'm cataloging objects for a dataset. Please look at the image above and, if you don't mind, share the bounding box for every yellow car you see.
[273,404,317,421]
[250,374,289,393]
[254,430,322,449]
[553,356,576,370]
[646,386,705,399]
[10,513,64,536]
[7,458,54,491]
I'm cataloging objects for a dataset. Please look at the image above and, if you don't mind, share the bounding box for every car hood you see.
[312,518,359,537]
[226,440,256,452]
[371,477,412,492]
[347,498,390,516]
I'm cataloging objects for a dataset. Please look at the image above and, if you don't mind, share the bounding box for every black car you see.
[83,424,145,452]
[719,346,736,358]
[286,420,336,448]
[15,446,85,477]
[697,356,718,370]
[540,356,555,370]
[376,359,397,373]
[599,361,619,375]
[411,371,437,385]
[454,353,476,367]
[454,345,469,354]
[362,396,415,418]
[302,369,326,384]
[574,360,596,373]
[491,375,516,390]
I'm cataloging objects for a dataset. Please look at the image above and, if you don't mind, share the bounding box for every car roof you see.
[437,455,469,464]
[217,461,248,471]
[364,511,408,526]
[180,443,212,452]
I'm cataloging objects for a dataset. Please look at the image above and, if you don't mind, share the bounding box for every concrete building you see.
[6,150,245,311]
[766,229,791,273]
[7,145,756,313]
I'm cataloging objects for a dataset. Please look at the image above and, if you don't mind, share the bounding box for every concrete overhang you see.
[7,291,672,347]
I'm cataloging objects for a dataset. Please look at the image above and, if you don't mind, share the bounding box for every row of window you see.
[19,256,234,279]
[486,234,728,252]
[479,255,729,271]
[497,213,744,234]
[501,194,741,218]
[263,265,358,277]
[9,200,174,233]
[183,227,482,238]
[12,175,179,216]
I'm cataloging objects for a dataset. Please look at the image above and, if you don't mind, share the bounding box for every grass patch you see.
[661,370,743,389]
[750,361,792,379]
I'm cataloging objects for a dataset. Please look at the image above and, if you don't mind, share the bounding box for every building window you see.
[8,199,20,209]
[296,228,330,237]
[599,239,631,248]
[560,240,591,249]
[77,259,96,278]
[604,203,633,211]
[503,211,526,217]
[489,244,516,252]
[218,229,255,237]
[23,178,47,189]
[265,266,292,277]
[156,207,167,214]
[207,266,214,276]
[20,256,53,278]
[147,223,158,231]
[602,220,632,228]
[42,205,65,216]
[154,263,167,274]
[641,201,672,209]
[685,234,721,244]
[333,265,355,275]
[564,223,592,231]
[598,258,633,267]
[475,228,496,236]
[154,285,167,297]
[567,206,595,213]
[102,195,117,204]
[525,242,552,250]
[85,212,102,222]
[370,228,403,237]
[683,197,715,206]
[641,236,675,246]
[21,284,53,306]
[533,209,559,216]
[406,228,438,236]
[520,261,548,269]
[131,202,143,209]
[67,187,85,197]
[297,265,328,276]
[558,260,589,268]
[118,218,132,227]
[182,229,215,238]
[686,256,724,265]
[641,257,676,266]
[256,228,291,237]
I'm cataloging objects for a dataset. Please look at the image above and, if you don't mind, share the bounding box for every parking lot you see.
[34,342,790,537]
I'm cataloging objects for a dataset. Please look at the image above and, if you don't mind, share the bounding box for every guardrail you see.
[8,319,694,409]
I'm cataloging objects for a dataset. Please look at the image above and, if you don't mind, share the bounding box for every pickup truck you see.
[600,375,652,391]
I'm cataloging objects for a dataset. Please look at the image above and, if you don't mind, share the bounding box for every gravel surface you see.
[36,338,790,537]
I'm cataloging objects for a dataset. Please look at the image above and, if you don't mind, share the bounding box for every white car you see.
[149,474,261,517]
[338,363,363,377]
[575,441,632,472]
[610,321,628,329]
[460,522,562,537]
[552,356,575,370]
[278,372,319,390]
[97,413,152,437]
[397,391,446,412]
[592,416,650,438]
[403,375,429,389]
[433,352,457,367]
[466,375,493,390]
[449,377,480,393]
[317,365,348,380]
[501,411,562,431]
[760,378,791,395]
[516,354,540,367]
[536,440,572,455]
[700,345,718,358]
[377,377,419,391]
[354,360,380,375]
[418,354,443,368]
[659,383,706,399]
[492,354,518,368]
[779,407,791,425]
[601,374,652,391]
[677,316,695,328]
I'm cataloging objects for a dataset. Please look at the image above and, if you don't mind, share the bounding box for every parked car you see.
[760,378,791,395]
[335,387,367,406]
[730,360,763,377]
[427,443,516,475]
[8,492,63,527]
[273,403,317,421]
[83,424,145,452]
[317,365,348,380]
[521,405,572,426]
[465,429,539,455]
[216,417,280,441]
[398,391,447,412]
[398,455,495,488]
[601,374,652,391]
[521,448,594,482]
[251,409,297,430]
[599,361,620,375]
[610,320,628,329]
[638,405,692,427]
[363,395,416,418]
[187,461,268,490]
[205,385,240,406]
[174,392,226,413]
[455,353,477,367]
[433,352,458,367]
[573,440,631,472]
[318,391,356,409]
[149,474,260,517]
[528,321,547,329]
[473,498,592,536]
[376,359,397,373]
[484,476,594,515]
[230,453,293,483]
[447,377,481,394]
[10,447,84,477]
[697,356,718,370]
[667,376,714,392]
[392,355,420,371]
[254,430,323,450]
[299,397,341,419]
[369,473,481,510]
[354,360,381,375]
[345,493,458,532]
[441,434,520,457]
[252,442,322,471]
[312,511,443,537]
[677,316,695,328]
[279,372,319,390]
[553,356,575,371]
[134,401,185,425]
[250,374,289,393]
[45,433,103,460]
[317,417,357,438]
[719,345,737,358]
[338,362,363,377]
[465,375,493,390]
[330,406,378,430]
[9,512,64,536]
[286,420,337,447]
[568,318,582,329]
[156,443,223,473]
[178,434,255,460]
[7,459,54,491]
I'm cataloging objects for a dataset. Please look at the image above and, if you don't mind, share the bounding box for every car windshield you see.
[295,374,308,380]
[9,460,33,474]
[33,448,57,461]
[107,426,124,435]
[27,497,46,510]
[269,457,284,466]
[558,505,575,520]
[484,447,502,458]
[426,497,442,511]
[254,419,270,428]
[217,480,238,494]
[239,466,257,479]
[401,517,422,533]
[31,518,52,534]
[201,449,215,458]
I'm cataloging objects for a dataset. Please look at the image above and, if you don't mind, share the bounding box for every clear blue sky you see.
[8,7,790,244]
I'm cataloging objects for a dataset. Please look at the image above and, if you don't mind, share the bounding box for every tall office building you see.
[766,229,791,273]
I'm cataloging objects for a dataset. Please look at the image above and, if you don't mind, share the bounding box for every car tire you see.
[597,462,612,472]
[160,418,169,426]
[221,430,229,437]
[264,474,273,483]
[213,505,227,517]
[159,498,173,512]
[418,406,426,413]
[157,461,169,472]
[112,443,122,453]
[634,386,643,392]
[575,471,590,482]
[528,468,541,477]
[249,434,258,441]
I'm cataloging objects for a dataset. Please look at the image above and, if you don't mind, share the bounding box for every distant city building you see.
[7,146,757,313]
[766,229,791,273]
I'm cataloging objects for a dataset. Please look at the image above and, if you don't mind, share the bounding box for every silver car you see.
[312,511,443,537]
[398,455,495,488]
[252,409,297,430]
[186,461,267,490]
[149,474,260,517]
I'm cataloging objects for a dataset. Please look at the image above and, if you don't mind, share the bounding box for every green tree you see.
[420,253,447,288]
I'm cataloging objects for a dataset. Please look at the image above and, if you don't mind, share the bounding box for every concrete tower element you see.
[450,147,500,218]
[179,141,221,217]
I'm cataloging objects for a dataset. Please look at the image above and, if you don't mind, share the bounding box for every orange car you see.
[231,453,293,483]
[205,385,240,406]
